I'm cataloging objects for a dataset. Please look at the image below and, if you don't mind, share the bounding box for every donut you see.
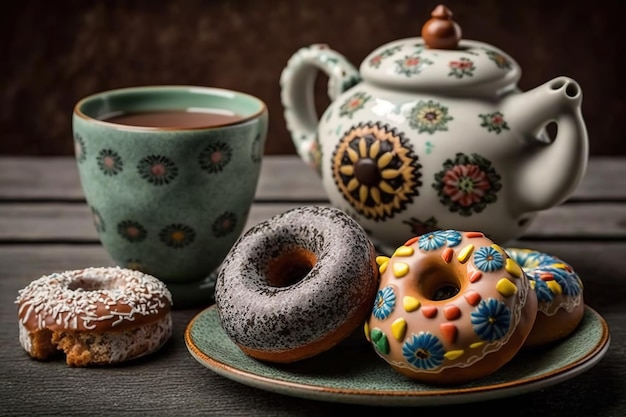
[365,230,538,385]
[214,206,379,363]
[15,267,173,366]
[505,248,584,348]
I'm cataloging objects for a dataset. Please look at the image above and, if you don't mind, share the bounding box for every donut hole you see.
[266,247,317,287]
[418,264,461,301]
[67,277,116,291]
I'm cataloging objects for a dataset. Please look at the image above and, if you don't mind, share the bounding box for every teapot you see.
[279,4,588,250]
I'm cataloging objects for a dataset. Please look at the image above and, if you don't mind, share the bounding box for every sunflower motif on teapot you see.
[331,122,422,221]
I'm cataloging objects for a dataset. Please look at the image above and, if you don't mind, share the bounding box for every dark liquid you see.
[103,110,243,128]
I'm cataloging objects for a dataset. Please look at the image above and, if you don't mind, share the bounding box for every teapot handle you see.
[280,44,360,169]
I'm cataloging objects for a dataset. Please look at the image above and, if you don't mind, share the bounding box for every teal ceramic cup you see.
[72,86,268,308]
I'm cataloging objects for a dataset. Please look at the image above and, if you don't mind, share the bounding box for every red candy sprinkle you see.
[465,232,484,238]
[441,247,454,263]
[440,323,458,343]
[444,305,461,320]
[469,271,483,283]
[421,305,438,318]
[405,236,419,246]
[464,290,481,306]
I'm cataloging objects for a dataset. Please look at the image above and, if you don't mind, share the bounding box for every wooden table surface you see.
[1,155,624,416]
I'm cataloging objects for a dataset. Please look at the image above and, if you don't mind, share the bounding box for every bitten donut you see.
[365,230,537,385]
[16,267,173,366]
[506,248,584,348]
[215,206,379,363]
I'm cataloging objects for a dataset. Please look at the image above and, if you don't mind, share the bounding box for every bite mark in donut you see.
[215,206,379,363]
[15,267,173,366]
[366,230,538,385]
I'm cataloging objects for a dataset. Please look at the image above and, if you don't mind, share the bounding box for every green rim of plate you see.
[184,305,609,406]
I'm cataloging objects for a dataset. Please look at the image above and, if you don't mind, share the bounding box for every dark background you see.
[1,0,624,156]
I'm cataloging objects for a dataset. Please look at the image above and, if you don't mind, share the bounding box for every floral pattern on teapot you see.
[331,121,422,221]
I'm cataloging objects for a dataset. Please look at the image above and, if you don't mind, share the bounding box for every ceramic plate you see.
[185,305,610,406]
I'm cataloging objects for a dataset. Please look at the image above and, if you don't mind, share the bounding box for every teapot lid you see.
[359,5,521,95]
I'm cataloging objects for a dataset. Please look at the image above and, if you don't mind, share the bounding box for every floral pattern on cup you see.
[138,155,179,185]
[199,141,232,173]
[159,224,196,248]
[90,205,105,233]
[331,121,422,220]
[212,212,237,237]
[117,220,148,243]
[408,100,453,134]
[251,133,264,163]
[97,149,123,176]
[125,259,146,272]
[432,152,502,216]
[74,133,86,163]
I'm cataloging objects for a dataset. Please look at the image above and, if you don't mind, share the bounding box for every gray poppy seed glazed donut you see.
[214,206,379,363]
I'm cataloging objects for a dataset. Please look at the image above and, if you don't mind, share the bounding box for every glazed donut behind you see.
[506,248,585,348]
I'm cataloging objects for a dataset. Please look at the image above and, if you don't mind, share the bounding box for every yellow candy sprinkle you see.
[391,318,407,341]
[363,321,370,341]
[379,260,389,274]
[457,244,474,263]
[393,262,410,278]
[496,278,518,297]
[530,280,536,290]
[393,245,414,257]
[470,341,485,349]
[403,296,420,312]
[491,244,504,254]
[376,256,390,265]
[552,262,568,270]
[444,350,464,361]
[505,258,523,277]
[547,280,563,295]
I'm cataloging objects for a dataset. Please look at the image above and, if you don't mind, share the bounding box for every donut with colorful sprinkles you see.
[215,206,379,363]
[365,230,538,385]
[505,248,584,348]
[15,267,173,366]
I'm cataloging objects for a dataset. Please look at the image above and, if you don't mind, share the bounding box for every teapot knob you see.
[422,4,462,49]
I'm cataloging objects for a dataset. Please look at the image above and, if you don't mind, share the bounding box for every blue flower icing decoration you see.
[372,286,396,320]
[402,332,445,370]
[474,246,504,272]
[471,298,511,341]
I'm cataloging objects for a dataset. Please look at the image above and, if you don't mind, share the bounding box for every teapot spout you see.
[501,76,589,213]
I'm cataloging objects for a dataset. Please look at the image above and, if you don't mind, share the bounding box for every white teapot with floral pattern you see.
[279,4,588,249]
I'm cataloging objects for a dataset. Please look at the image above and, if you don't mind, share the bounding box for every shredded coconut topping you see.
[15,267,173,331]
